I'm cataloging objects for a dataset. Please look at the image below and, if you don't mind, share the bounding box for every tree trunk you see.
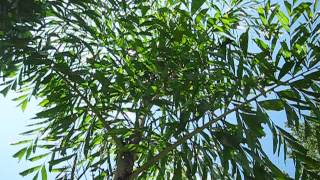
[113,151,134,180]
[114,101,149,180]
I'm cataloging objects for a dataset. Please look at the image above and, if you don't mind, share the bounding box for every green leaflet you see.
[28,153,50,162]
[284,104,299,130]
[32,172,39,180]
[290,79,313,89]
[84,125,93,158]
[284,0,292,15]
[41,166,47,180]
[11,140,32,146]
[13,147,27,161]
[254,39,269,51]
[19,165,42,176]
[259,99,284,111]
[305,70,320,80]
[21,98,28,111]
[49,154,75,168]
[276,11,290,32]
[240,29,249,57]
[0,84,11,97]
[278,61,294,79]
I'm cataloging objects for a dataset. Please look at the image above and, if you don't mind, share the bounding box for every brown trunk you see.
[113,101,149,180]
[113,151,134,180]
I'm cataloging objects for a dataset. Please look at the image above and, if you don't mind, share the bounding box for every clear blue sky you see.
[0,93,44,180]
[0,94,55,179]
[0,94,36,179]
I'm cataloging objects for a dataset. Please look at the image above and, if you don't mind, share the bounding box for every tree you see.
[290,115,320,178]
[1,0,320,179]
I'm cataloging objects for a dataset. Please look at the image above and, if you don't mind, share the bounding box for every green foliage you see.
[1,0,320,179]
[290,118,320,178]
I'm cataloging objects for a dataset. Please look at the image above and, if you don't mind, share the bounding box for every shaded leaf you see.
[191,0,206,15]
[240,29,249,57]
[259,99,284,111]
[278,61,294,79]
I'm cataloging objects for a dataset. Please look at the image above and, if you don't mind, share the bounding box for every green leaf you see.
[315,0,319,12]
[277,126,307,154]
[284,1,292,14]
[254,39,269,51]
[264,157,287,178]
[13,147,27,161]
[49,154,75,167]
[24,57,50,66]
[36,105,66,118]
[84,126,93,157]
[50,168,68,173]
[278,61,294,79]
[28,153,50,162]
[237,57,244,78]
[292,151,320,168]
[39,99,49,107]
[305,70,320,80]
[10,140,32,146]
[259,99,284,111]
[290,79,312,89]
[271,125,278,154]
[268,5,279,24]
[20,127,43,135]
[277,89,301,102]
[0,84,11,97]
[26,145,33,160]
[241,113,265,138]
[191,0,206,15]
[240,29,249,57]
[284,104,299,129]
[41,166,47,180]
[20,165,41,176]
[21,98,28,111]
[304,120,311,139]
[277,11,289,32]
[32,172,39,180]
[107,128,131,135]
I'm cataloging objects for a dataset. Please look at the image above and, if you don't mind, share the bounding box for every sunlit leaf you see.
[19,165,41,176]
[13,147,27,161]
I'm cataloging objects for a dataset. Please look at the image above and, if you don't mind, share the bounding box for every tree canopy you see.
[1,0,320,179]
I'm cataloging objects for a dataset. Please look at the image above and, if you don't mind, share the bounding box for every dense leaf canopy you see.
[1,0,320,179]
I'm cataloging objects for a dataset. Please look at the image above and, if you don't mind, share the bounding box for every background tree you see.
[289,114,320,178]
[1,0,320,179]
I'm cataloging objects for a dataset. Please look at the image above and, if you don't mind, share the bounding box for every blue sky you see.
[0,94,35,179]
[0,94,43,179]
[0,94,56,179]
